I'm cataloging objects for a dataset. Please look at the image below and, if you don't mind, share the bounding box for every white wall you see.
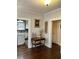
[44,8,61,47]
[17,4,44,48]
[44,8,61,21]
[17,3,44,35]
[17,1,61,48]
[57,21,61,45]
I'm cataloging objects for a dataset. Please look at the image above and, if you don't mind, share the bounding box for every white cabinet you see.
[17,33,25,45]
[17,20,26,30]
[17,19,29,45]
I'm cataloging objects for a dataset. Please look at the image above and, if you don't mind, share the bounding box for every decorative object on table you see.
[35,19,40,27]
[40,29,43,38]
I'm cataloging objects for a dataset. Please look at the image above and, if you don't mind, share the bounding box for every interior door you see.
[52,20,61,45]
[52,21,58,43]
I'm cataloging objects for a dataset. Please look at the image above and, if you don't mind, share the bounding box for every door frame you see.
[52,20,61,44]
[47,19,61,48]
[17,17,32,48]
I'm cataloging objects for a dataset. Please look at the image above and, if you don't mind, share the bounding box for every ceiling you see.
[17,0,61,14]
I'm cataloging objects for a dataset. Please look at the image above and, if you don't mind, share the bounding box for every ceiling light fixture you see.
[44,0,51,6]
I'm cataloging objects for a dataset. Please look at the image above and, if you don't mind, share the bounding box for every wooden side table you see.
[31,37,45,47]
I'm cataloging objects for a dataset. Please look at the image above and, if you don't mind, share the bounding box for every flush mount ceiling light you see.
[44,0,51,6]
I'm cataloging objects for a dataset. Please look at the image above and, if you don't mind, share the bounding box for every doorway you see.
[52,20,61,46]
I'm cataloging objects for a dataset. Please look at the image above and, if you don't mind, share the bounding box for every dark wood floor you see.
[17,43,61,59]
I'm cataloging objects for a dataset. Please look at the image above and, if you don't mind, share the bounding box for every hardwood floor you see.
[17,43,61,59]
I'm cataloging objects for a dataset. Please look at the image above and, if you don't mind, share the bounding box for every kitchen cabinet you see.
[17,33,25,45]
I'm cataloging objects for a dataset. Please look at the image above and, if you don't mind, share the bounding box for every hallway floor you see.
[17,43,61,59]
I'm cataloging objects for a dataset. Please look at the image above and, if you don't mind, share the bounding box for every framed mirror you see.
[45,21,48,33]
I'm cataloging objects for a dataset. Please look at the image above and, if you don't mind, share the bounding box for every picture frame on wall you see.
[35,19,40,27]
